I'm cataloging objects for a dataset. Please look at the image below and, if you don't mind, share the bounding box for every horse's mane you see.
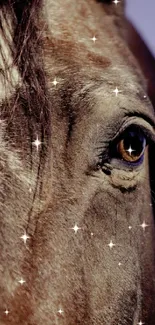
[0,0,51,176]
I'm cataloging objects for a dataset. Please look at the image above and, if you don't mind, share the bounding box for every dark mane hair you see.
[0,0,51,173]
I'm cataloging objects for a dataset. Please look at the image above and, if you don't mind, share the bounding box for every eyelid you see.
[110,117,155,144]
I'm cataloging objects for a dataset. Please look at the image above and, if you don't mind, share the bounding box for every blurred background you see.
[126,0,155,59]
[125,0,155,108]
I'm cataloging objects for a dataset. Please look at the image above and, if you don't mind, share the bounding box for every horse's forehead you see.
[41,0,146,101]
[43,0,99,39]
[0,0,147,102]
[41,0,114,69]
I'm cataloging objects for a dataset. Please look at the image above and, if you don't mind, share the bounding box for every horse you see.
[0,0,155,324]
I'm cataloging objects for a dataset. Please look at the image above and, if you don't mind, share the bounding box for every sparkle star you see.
[71,223,81,234]
[108,240,116,249]
[32,136,42,151]
[126,146,135,156]
[58,308,64,314]
[91,36,97,43]
[138,321,144,325]
[113,87,121,96]
[52,77,59,86]
[18,278,26,285]
[140,221,149,231]
[4,309,9,315]
[128,225,132,230]
[20,231,30,245]
[113,0,120,4]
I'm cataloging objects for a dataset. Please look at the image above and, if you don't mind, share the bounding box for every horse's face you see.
[0,0,155,324]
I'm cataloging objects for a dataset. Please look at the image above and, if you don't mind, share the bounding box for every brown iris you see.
[117,127,146,163]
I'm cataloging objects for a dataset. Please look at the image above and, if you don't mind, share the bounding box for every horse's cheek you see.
[22,153,155,324]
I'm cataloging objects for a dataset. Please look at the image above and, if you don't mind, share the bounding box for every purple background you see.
[125,0,155,58]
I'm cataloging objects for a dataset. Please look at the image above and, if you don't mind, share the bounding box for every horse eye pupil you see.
[123,131,145,156]
[116,128,146,163]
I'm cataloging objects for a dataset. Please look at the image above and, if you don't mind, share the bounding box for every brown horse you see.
[0,0,155,324]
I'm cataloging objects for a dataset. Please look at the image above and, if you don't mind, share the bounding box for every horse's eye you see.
[116,127,146,163]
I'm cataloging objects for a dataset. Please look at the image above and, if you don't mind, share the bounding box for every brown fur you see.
[0,0,155,324]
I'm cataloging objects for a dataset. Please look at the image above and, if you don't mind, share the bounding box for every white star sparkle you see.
[71,223,81,234]
[32,136,42,151]
[4,309,9,315]
[108,240,116,249]
[113,87,121,96]
[52,77,59,86]
[18,278,26,285]
[118,262,122,266]
[128,225,132,230]
[58,308,64,315]
[20,231,30,245]
[126,146,135,156]
[138,321,144,325]
[91,36,97,43]
[113,0,120,4]
[140,221,149,231]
